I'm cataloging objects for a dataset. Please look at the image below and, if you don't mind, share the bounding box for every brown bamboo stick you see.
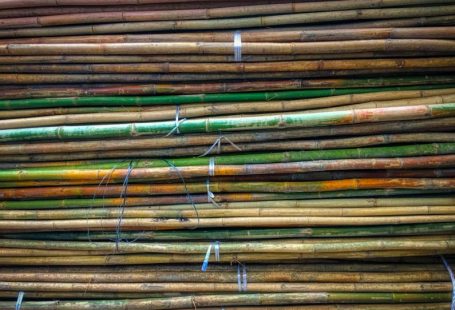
[0,270,450,283]
[0,281,450,293]
[1,178,454,199]
[0,0,225,10]
[2,262,450,273]
[0,250,449,266]
[1,27,453,44]
[0,0,285,19]
[3,40,455,56]
[3,68,453,84]
[3,57,453,74]
[0,52,451,64]
[0,248,110,256]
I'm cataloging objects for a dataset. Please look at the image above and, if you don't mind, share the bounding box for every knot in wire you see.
[166,105,187,136]
[199,134,242,157]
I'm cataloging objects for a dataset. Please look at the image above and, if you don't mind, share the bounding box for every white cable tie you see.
[234,31,242,62]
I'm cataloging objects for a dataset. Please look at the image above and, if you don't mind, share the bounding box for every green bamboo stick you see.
[2,222,454,241]
[1,84,453,110]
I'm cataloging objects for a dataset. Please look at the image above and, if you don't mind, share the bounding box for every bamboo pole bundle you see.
[1,84,453,110]
[2,5,455,38]
[1,87,453,121]
[0,1,454,309]
[0,118,452,156]
[1,133,452,161]
[2,142,453,169]
[2,0,453,29]
[0,103,453,142]
[1,91,454,129]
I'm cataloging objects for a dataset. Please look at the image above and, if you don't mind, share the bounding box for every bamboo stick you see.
[0,281,451,293]
[4,57,453,74]
[0,52,451,63]
[0,293,449,310]
[3,40,455,56]
[0,268,452,283]
[2,168,453,185]
[3,222,454,241]
[0,0,269,10]
[1,213,455,230]
[3,262,452,273]
[0,27,453,44]
[2,190,450,210]
[0,1,280,18]
[4,68,454,84]
[2,205,455,220]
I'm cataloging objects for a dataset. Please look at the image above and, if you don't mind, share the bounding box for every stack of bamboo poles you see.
[0,0,454,309]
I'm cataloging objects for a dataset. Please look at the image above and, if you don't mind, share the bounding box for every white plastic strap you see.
[234,31,242,62]
[201,243,212,272]
[201,241,220,272]
[237,264,242,291]
[15,291,24,310]
[206,178,220,207]
[441,255,455,310]
[237,263,248,292]
[214,241,220,261]
[242,264,247,291]
[209,157,215,177]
